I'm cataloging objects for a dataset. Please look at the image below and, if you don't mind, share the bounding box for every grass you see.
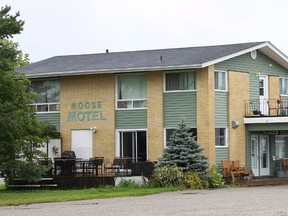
[0,184,182,207]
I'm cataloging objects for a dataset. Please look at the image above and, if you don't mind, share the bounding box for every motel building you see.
[19,41,288,178]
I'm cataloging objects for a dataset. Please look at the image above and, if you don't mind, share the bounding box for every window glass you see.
[119,131,147,162]
[30,80,60,103]
[215,71,226,91]
[165,71,195,91]
[165,128,197,147]
[280,78,288,95]
[215,128,227,146]
[117,74,147,109]
[275,136,285,159]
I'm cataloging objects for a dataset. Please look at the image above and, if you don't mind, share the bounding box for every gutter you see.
[25,64,203,78]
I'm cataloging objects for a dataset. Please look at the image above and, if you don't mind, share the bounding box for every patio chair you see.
[104,158,122,176]
[267,100,278,116]
[85,157,104,176]
[221,160,231,178]
[231,160,253,185]
[282,158,288,172]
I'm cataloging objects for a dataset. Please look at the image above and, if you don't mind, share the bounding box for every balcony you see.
[244,99,288,124]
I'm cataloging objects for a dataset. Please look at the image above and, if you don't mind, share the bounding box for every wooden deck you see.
[238,177,288,187]
[54,176,115,189]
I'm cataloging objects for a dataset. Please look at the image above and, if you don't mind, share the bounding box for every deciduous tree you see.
[0,5,56,185]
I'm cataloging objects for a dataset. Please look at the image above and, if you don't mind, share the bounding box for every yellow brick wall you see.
[147,71,164,161]
[228,71,249,165]
[196,66,215,165]
[268,75,280,100]
[60,74,115,160]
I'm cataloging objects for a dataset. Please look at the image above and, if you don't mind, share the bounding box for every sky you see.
[2,0,288,62]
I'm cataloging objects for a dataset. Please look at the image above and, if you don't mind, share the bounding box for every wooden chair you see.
[231,160,253,185]
[282,158,288,172]
[267,100,278,116]
[221,160,231,178]
[221,160,253,185]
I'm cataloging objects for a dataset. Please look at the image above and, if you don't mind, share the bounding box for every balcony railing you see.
[245,99,288,117]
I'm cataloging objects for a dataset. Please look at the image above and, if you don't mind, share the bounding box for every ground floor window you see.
[215,128,227,147]
[275,135,288,159]
[117,130,147,162]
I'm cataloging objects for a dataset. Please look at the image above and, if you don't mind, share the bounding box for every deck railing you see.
[245,99,288,117]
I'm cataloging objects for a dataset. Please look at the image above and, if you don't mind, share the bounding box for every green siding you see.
[216,52,288,101]
[164,91,196,128]
[116,109,147,129]
[215,92,228,127]
[36,113,60,131]
[215,147,229,169]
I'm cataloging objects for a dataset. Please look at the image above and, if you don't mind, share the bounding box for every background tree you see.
[157,118,209,177]
[0,5,56,185]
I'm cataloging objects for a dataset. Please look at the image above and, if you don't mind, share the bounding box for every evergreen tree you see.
[157,118,209,176]
[0,5,56,184]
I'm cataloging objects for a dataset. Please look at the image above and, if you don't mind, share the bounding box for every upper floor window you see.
[165,71,196,91]
[279,77,288,95]
[215,71,227,91]
[30,80,60,113]
[215,128,227,147]
[117,74,147,109]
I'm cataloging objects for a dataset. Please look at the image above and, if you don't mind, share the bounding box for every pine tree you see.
[158,118,209,176]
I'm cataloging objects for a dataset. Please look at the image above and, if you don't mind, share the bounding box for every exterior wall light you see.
[231,121,240,129]
[90,126,98,133]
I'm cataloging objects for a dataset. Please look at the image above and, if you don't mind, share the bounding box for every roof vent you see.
[159,55,163,62]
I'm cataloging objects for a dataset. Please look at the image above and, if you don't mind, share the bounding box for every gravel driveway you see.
[1,185,288,216]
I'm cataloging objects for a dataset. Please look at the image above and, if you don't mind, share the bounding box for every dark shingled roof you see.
[19,42,267,77]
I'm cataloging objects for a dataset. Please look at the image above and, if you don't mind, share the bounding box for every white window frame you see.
[116,73,147,110]
[215,127,228,147]
[164,128,175,148]
[164,70,196,93]
[215,70,227,92]
[31,103,60,113]
[279,77,288,96]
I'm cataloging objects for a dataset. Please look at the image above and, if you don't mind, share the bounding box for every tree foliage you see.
[157,118,209,177]
[0,5,56,184]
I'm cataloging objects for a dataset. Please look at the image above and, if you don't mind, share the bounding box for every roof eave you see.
[25,64,202,78]
[201,41,288,70]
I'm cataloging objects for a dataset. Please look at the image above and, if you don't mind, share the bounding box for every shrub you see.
[183,171,208,189]
[116,179,139,188]
[208,165,224,188]
[150,165,183,187]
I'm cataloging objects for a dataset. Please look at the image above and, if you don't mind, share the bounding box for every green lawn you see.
[0,184,182,207]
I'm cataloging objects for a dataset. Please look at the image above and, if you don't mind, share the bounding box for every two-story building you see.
[19,41,288,178]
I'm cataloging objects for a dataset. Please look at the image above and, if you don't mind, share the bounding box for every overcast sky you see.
[2,0,288,62]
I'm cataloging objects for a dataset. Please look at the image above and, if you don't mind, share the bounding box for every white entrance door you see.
[71,130,93,159]
[251,134,270,176]
[259,75,268,115]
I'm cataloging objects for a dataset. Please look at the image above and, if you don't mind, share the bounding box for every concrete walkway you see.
[1,185,288,216]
